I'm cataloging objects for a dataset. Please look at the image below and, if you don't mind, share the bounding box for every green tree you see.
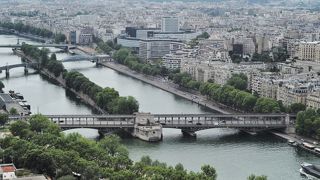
[0,81,4,92]
[227,73,248,90]
[288,103,306,113]
[9,108,18,115]
[0,113,8,126]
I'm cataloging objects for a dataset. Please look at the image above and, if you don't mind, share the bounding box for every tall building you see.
[161,17,179,32]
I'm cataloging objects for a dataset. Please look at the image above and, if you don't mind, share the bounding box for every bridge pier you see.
[181,130,196,137]
[5,68,9,78]
[24,65,28,75]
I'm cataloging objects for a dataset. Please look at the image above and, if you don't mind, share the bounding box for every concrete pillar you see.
[181,129,196,137]
[5,68,9,78]
[24,65,28,75]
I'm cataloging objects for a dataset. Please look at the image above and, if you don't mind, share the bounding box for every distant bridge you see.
[60,54,110,62]
[0,62,40,77]
[0,54,110,77]
[0,44,75,49]
[9,113,296,134]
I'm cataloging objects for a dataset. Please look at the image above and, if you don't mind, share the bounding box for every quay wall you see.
[15,50,105,114]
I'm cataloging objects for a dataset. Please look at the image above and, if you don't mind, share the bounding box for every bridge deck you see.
[9,114,294,131]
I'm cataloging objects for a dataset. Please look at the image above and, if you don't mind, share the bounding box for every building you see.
[139,39,181,60]
[0,164,16,180]
[68,31,77,45]
[161,17,179,33]
[79,34,93,45]
[306,90,320,109]
[298,41,320,62]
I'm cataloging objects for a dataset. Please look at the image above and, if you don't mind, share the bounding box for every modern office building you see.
[161,17,179,32]
[139,39,181,60]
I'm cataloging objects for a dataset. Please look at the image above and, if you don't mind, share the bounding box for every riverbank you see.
[0,27,48,43]
[14,50,106,114]
[272,131,319,145]
[99,61,235,114]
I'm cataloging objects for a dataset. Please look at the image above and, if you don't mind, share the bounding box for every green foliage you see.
[9,108,18,115]
[253,98,281,113]
[0,21,54,38]
[248,174,268,180]
[272,47,288,62]
[188,32,210,48]
[54,33,66,44]
[65,71,139,114]
[113,48,164,76]
[170,72,201,90]
[226,73,248,90]
[3,115,217,179]
[0,81,4,92]
[251,52,272,62]
[296,109,320,139]
[21,44,65,77]
[288,103,306,113]
[0,113,8,126]
[196,32,210,39]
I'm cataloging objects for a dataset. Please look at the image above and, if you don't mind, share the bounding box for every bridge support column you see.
[95,58,100,66]
[181,130,196,137]
[24,65,28,75]
[5,68,9,78]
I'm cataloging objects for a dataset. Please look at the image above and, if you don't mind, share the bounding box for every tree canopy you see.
[2,115,218,179]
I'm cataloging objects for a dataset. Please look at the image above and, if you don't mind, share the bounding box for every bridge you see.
[60,54,110,62]
[0,44,75,49]
[0,54,110,77]
[0,62,40,77]
[9,113,296,141]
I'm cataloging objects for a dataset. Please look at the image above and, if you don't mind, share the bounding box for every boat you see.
[301,162,320,179]
[288,140,298,147]
[297,142,320,157]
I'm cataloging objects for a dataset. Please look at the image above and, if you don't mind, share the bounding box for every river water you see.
[0,34,318,180]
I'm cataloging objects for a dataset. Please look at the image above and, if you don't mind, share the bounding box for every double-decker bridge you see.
[9,113,296,141]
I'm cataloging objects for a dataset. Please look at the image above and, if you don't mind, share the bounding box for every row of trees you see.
[113,48,167,76]
[94,37,121,54]
[0,22,66,43]
[21,44,139,114]
[1,115,219,179]
[65,71,139,114]
[21,44,65,77]
[170,72,202,91]
[296,109,320,139]
[111,46,306,114]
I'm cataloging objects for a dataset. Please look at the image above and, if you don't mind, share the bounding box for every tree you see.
[227,73,248,90]
[253,98,281,113]
[0,113,8,126]
[0,81,4,92]
[9,108,18,115]
[9,120,31,138]
[201,165,217,179]
[288,103,306,113]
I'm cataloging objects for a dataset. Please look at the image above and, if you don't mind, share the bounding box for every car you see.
[160,123,166,125]
[188,120,193,123]
[220,120,226,124]
[196,122,202,125]
[214,122,218,126]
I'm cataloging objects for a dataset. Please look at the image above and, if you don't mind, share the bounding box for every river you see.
[0,34,318,180]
